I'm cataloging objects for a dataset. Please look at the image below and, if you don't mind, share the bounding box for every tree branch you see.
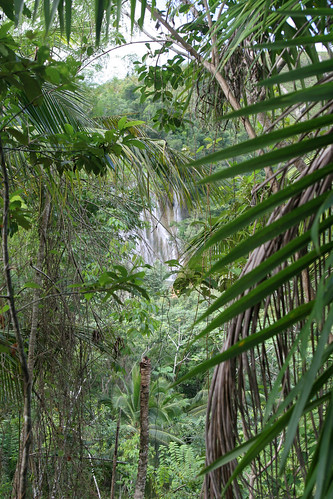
[144,3,277,188]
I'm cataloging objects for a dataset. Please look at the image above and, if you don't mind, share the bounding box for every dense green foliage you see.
[89,75,237,155]
[0,0,332,498]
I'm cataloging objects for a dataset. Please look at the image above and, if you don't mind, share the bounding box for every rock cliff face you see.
[136,195,187,265]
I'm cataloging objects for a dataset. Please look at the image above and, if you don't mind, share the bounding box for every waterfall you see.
[136,195,187,266]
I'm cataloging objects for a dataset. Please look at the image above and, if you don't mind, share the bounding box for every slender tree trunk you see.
[26,190,51,497]
[134,357,151,499]
[27,191,51,375]
[110,408,121,499]
[1,138,31,499]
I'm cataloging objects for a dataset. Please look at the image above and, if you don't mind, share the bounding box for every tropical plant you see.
[101,364,187,445]
[171,2,333,498]
[153,441,205,497]
[2,1,332,497]
[0,13,207,497]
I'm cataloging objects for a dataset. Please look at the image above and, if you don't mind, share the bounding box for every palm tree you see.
[102,365,187,445]
[172,2,333,497]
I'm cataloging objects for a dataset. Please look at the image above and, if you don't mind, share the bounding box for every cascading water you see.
[136,195,187,267]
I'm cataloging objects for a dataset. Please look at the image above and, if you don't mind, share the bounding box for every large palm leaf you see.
[102,366,185,444]
[175,4,333,498]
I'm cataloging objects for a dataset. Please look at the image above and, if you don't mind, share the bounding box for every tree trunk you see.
[27,190,51,375]
[1,138,31,499]
[110,409,121,499]
[26,190,51,497]
[134,357,151,499]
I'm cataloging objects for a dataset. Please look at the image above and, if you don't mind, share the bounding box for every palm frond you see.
[177,3,333,497]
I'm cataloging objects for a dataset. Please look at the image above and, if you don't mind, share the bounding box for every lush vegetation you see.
[0,0,332,498]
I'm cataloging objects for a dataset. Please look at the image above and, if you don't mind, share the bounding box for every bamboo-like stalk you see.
[110,408,121,499]
[134,357,151,499]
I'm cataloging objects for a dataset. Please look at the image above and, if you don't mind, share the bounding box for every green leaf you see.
[14,0,25,23]
[0,304,10,314]
[45,66,61,85]
[64,123,74,135]
[44,0,50,31]
[165,259,181,266]
[105,130,115,142]
[57,0,64,33]
[95,0,104,44]
[190,163,333,260]
[138,0,146,28]
[199,134,333,184]
[117,116,127,130]
[116,0,122,28]
[254,33,333,49]
[84,292,94,301]
[0,43,8,56]
[98,272,114,286]
[24,281,42,289]
[174,302,313,386]
[87,46,94,57]
[125,139,146,149]
[220,82,333,120]
[104,0,112,34]
[130,283,150,300]
[259,59,333,86]
[48,0,60,31]
[130,0,135,32]
[14,214,31,230]
[65,0,72,42]
[0,340,11,355]
[194,240,333,339]
[0,1,14,20]
[7,127,29,145]
[122,120,145,128]
[277,8,333,17]
[113,265,128,277]
[190,114,333,168]
[36,45,50,64]
[19,73,42,104]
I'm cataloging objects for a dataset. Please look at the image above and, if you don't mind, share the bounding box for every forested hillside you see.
[0,1,332,498]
